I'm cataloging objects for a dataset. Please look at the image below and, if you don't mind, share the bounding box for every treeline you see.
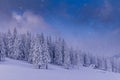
[0,28,120,73]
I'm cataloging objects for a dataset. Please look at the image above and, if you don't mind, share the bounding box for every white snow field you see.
[0,58,120,80]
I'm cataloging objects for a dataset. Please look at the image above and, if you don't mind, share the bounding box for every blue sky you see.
[0,0,120,56]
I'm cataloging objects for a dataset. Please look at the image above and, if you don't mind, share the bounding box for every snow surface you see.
[0,58,120,80]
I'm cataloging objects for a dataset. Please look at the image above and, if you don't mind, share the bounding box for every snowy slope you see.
[0,58,120,80]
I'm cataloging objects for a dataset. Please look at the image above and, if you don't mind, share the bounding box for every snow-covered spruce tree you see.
[115,58,120,73]
[3,33,8,57]
[40,33,50,69]
[85,53,91,67]
[61,39,71,68]
[41,39,50,69]
[28,36,35,63]
[79,51,85,67]
[100,57,107,70]
[106,58,112,72]
[54,38,63,65]
[33,34,50,69]
[47,36,54,63]
[11,28,21,60]
[116,58,120,73]
[96,57,103,69]
[0,33,5,61]
[62,41,71,69]
[7,29,14,58]
[69,47,74,66]
[19,34,26,60]
[82,53,87,66]
[90,55,96,67]
[69,48,78,67]
[76,51,82,68]
[25,32,31,61]
[12,35,21,60]
[63,52,71,69]
[33,35,43,69]
[110,58,118,72]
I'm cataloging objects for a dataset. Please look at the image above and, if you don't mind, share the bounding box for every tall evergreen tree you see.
[10,28,20,59]
[19,34,26,60]
[33,36,43,69]
[54,38,63,65]
[25,32,31,61]
[28,36,35,63]
[7,29,14,58]
[0,33,5,61]
[47,36,53,63]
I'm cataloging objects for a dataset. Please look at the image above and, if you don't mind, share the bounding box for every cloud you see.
[9,11,51,33]
[0,11,48,32]
[0,10,60,37]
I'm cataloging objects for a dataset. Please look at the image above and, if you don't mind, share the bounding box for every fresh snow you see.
[0,58,120,80]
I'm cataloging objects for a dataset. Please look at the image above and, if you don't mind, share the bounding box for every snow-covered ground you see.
[0,58,120,80]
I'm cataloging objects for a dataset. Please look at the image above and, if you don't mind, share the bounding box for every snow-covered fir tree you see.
[47,36,53,63]
[41,39,50,69]
[0,33,5,61]
[6,29,14,58]
[62,42,71,69]
[12,28,21,59]
[28,36,35,63]
[33,35,43,69]
[19,34,26,60]
[32,34,50,69]
[25,32,31,61]
[61,39,71,69]
[54,38,63,65]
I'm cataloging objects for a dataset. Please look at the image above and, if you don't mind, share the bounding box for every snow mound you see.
[0,58,120,80]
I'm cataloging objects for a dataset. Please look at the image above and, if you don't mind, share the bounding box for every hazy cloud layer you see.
[0,11,56,34]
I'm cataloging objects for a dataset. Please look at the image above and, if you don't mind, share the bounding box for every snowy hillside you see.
[0,58,120,80]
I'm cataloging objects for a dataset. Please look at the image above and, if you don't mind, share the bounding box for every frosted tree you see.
[100,57,107,70]
[85,53,91,67]
[69,47,77,68]
[64,52,71,69]
[33,34,50,69]
[90,55,96,66]
[96,57,103,69]
[0,33,5,61]
[76,51,82,68]
[11,28,21,59]
[63,43,71,69]
[2,33,8,57]
[116,58,120,73]
[40,33,50,69]
[111,58,118,72]
[12,36,21,59]
[61,39,71,68]
[83,53,88,66]
[54,38,63,65]
[42,39,50,69]
[25,32,31,61]
[19,34,26,60]
[13,28,17,42]
[47,36,53,63]
[106,58,112,72]
[78,51,85,66]
[28,36,35,63]
[7,29,14,58]
[33,36,43,69]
